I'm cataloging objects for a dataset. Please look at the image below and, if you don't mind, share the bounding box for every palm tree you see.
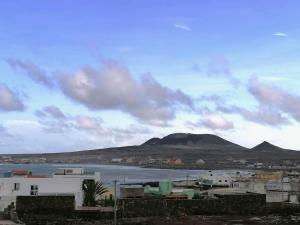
[82,180,108,207]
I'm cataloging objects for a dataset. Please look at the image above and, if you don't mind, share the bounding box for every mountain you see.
[142,133,237,146]
[252,141,285,152]
[141,137,161,146]
[3,133,300,169]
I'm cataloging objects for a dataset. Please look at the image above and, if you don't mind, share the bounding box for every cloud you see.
[34,105,151,147]
[36,105,66,119]
[72,115,150,146]
[248,76,300,122]
[197,94,225,104]
[74,115,102,131]
[174,23,191,31]
[0,125,13,138]
[273,32,288,37]
[218,105,290,127]
[57,59,194,126]
[206,56,240,87]
[6,58,54,88]
[186,115,234,131]
[201,115,234,130]
[0,84,25,112]
[35,105,71,133]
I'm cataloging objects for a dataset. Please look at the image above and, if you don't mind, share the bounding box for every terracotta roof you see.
[12,170,31,175]
[28,175,47,178]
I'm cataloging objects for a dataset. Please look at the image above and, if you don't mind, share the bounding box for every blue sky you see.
[1,0,300,153]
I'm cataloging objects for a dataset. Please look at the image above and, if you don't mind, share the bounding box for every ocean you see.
[0,163,215,184]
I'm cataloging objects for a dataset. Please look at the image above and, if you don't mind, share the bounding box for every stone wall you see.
[17,196,75,215]
[17,196,75,225]
[119,193,266,217]
[16,194,267,225]
[267,202,300,215]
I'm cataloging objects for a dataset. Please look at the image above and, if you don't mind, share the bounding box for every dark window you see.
[14,183,20,191]
[30,185,38,195]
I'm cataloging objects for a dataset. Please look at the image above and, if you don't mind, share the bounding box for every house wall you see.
[266,182,291,192]
[237,181,266,194]
[200,172,233,186]
[0,172,101,211]
[266,191,289,203]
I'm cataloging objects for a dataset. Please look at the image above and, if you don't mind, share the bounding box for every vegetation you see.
[82,180,108,207]
[193,193,204,200]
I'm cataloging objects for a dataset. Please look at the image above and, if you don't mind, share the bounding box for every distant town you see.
[1,167,300,224]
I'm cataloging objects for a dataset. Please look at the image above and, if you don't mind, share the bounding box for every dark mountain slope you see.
[252,141,286,152]
[142,133,239,147]
[3,133,300,168]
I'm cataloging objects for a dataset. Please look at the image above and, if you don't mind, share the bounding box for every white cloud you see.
[186,115,234,131]
[201,115,234,130]
[75,116,102,131]
[174,23,191,31]
[218,105,290,127]
[273,32,288,37]
[57,59,194,125]
[248,76,300,122]
[5,120,40,126]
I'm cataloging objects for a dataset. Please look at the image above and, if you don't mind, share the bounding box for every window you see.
[225,180,228,182]
[14,183,20,191]
[30,185,38,195]
[219,180,222,182]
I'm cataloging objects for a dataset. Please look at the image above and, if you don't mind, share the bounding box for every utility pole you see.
[114,180,117,225]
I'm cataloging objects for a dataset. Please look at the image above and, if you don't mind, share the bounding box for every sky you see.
[1,0,300,153]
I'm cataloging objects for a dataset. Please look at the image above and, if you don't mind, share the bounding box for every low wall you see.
[16,194,267,225]
[119,193,266,217]
[17,196,75,225]
[17,196,75,215]
[16,196,115,225]
[267,202,300,215]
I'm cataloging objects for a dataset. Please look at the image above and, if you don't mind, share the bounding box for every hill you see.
[142,133,239,146]
[252,141,285,152]
[2,133,300,169]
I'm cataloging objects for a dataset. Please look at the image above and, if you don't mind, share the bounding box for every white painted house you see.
[197,171,236,188]
[0,168,101,211]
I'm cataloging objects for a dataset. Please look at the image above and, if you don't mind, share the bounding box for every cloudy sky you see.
[1,0,300,153]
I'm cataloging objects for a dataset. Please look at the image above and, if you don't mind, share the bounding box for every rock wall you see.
[119,193,266,217]
[16,194,267,225]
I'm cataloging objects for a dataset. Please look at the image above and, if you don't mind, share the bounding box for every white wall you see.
[237,181,266,194]
[266,191,289,203]
[0,172,101,211]
[200,172,233,186]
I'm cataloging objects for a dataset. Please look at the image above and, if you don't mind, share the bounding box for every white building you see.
[197,171,236,188]
[0,168,101,211]
[236,180,267,194]
[236,175,300,204]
